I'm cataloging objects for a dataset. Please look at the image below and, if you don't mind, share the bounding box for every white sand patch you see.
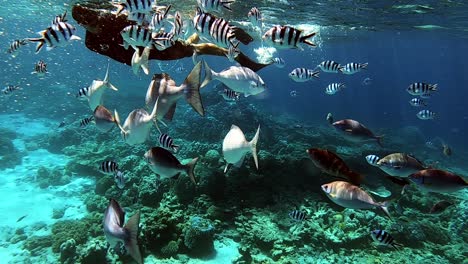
[0,114,55,137]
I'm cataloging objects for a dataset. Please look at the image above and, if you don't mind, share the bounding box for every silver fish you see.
[78,64,118,111]
[332,119,383,146]
[93,105,117,132]
[103,199,142,264]
[376,153,426,178]
[222,124,260,173]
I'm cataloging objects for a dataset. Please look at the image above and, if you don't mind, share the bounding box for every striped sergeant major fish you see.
[288,68,320,82]
[341,62,368,75]
[152,32,175,51]
[2,85,21,95]
[370,230,403,250]
[52,10,67,25]
[221,88,240,101]
[128,12,150,26]
[149,5,171,31]
[325,83,345,95]
[269,57,285,68]
[318,60,343,73]
[115,0,155,16]
[171,11,183,40]
[7,39,27,57]
[32,60,47,77]
[121,25,153,50]
[80,116,94,127]
[248,7,262,28]
[193,7,238,48]
[407,82,437,96]
[158,133,180,153]
[76,86,90,98]
[26,22,81,53]
[365,155,380,166]
[409,98,427,107]
[226,42,240,62]
[197,0,234,12]
[262,25,316,49]
[416,109,436,120]
[100,160,119,174]
[288,210,308,222]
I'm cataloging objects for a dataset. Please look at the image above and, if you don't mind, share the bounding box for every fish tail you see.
[361,63,369,69]
[375,135,384,147]
[249,125,261,170]
[430,83,438,92]
[299,32,316,47]
[172,145,180,153]
[26,38,45,54]
[201,60,212,88]
[124,211,142,264]
[149,96,159,120]
[380,200,392,219]
[103,63,119,91]
[392,242,404,250]
[184,61,205,116]
[113,109,127,136]
[163,4,172,18]
[185,157,199,185]
[221,1,235,11]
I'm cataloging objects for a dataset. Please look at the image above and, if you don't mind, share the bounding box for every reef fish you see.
[158,133,179,153]
[197,0,234,12]
[144,146,199,184]
[365,155,380,166]
[332,119,383,147]
[202,61,266,97]
[341,62,368,75]
[409,98,427,107]
[321,181,391,218]
[429,200,453,214]
[145,62,204,123]
[7,39,27,57]
[115,0,155,16]
[325,83,345,95]
[317,60,343,73]
[248,7,262,28]
[222,125,260,173]
[103,199,142,264]
[407,82,437,96]
[115,97,159,145]
[269,57,285,68]
[376,153,426,177]
[77,64,118,111]
[409,169,467,193]
[306,148,362,186]
[371,230,402,250]
[417,109,436,120]
[93,105,117,132]
[289,210,308,221]
[26,22,81,53]
[262,25,316,49]
[32,60,47,77]
[288,68,320,82]
[2,85,21,95]
[193,8,238,48]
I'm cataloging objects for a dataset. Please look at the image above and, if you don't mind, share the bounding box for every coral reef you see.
[0,128,23,169]
[183,216,215,257]
[36,166,71,188]
[50,220,89,253]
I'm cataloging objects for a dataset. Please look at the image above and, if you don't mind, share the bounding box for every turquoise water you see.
[0,1,467,263]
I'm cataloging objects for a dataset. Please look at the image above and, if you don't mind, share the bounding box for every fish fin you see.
[185,157,199,185]
[123,41,129,50]
[380,201,392,219]
[224,163,230,173]
[26,38,45,54]
[124,211,142,264]
[70,35,81,41]
[221,0,234,11]
[140,48,150,75]
[375,135,384,147]
[201,60,212,88]
[249,125,260,170]
[113,109,127,135]
[391,242,403,250]
[430,84,438,92]
[299,32,316,47]
[103,63,118,91]
[164,103,177,121]
[361,63,369,70]
[184,61,204,116]
[163,4,172,19]
[172,145,180,153]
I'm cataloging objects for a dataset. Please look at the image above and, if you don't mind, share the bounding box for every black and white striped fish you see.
[158,133,180,153]
[197,0,234,12]
[288,68,320,82]
[417,110,436,120]
[365,155,380,166]
[115,0,155,15]
[269,57,285,68]
[248,7,262,28]
[7,39,27,57]
[52,10,68,25]
[114,170,125,189]
[226,42,240,62]
[371,230,403,250]
[149,5,171,31]
[26,22,81,53]
[409,98,427,107]
[288,210,308,221]
[100,160,119,174]
[341,62,368,75]
[171,11,183,40]
[32,60,47,77]
[221,88,240,101]
[121,25,153,50]
[407,82,437,96]
[152,32,175,50]
[128,12,150,26]
[76,86,90,98]
[193,7,238,48]
[262,25,316,49]
[2,85,21,95]
[80,116,94,127]
[325,83,345,95]
[318,60,343,73]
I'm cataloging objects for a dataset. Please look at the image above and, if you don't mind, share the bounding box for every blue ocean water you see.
[0,1,467,263]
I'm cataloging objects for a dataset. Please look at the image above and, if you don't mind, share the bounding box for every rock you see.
[160,240,180,257]
[53,208,66,219]
[80,238,107,264]
[183,216,215,257]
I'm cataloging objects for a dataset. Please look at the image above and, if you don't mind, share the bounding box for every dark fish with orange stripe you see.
[306,148,362,185]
